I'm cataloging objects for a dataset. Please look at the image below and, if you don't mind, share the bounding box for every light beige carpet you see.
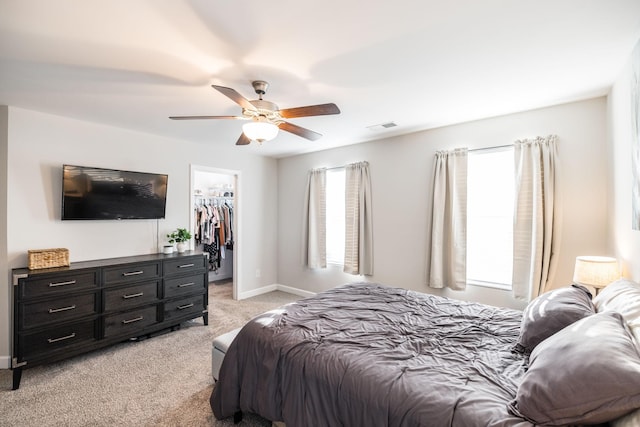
[0,282,300,427]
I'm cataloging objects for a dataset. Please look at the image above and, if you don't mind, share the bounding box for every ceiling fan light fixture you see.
[170,81,340,145]
[242,120,279,143]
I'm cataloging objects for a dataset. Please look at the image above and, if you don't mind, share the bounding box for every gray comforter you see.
[210,282,534,426]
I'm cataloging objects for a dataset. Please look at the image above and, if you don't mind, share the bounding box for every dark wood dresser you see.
[11,251,208,390]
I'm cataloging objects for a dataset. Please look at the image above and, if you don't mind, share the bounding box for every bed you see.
[210,281,640,426]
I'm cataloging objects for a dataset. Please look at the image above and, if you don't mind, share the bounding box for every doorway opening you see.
[190,164,240,300]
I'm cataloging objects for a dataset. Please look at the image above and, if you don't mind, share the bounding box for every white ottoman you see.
[212,327,242,381]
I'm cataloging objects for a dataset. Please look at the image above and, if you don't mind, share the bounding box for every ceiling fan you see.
[169,80,340,145]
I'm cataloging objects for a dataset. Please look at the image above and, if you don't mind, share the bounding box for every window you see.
[466,147,514,289]
[325,168,345,264]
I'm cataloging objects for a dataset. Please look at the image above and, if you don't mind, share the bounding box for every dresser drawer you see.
[19,270,99,299]
[164,294,206,322]
[104,281,160,312]
[102,262,160,286]
[21,292,98,330]
[164,274,206,298]
[18,319,98,361]
[103,305,158,338]
[163,256,206,277]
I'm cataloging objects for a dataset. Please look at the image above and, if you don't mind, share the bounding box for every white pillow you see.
[593,279,640,342]
[612,408,640,427]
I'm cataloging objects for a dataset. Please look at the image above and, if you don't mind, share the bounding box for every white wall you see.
[0,107,279,365]
[0,106,8,369]
[610,40,640,280]
[277,98,610,310]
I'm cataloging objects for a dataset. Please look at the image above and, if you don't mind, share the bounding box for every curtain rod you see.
[312,165,346,172]
[321,161,369,171]
[468,144,513,153]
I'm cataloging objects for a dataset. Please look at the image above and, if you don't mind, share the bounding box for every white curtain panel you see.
[344,161,373,276]
[512,135,560,301]
[427,148,468,290]
[303,168,327,269]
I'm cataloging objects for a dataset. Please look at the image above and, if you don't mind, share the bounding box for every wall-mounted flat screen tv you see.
[61,164,168,220]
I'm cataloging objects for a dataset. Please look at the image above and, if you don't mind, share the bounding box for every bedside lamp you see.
[572,256,620,294]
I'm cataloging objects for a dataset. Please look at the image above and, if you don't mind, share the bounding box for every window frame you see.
[466,146,515,291]
[325,167,346,265]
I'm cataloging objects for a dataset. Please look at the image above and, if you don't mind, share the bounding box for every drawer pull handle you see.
[48,333,76,343]
[49,280,76,287]
[122,271,144,277]
[177,303,194,310]
[122,316,144,324]
[178,263,195,268]
[123,292,144,299]
[48,305,76,314]
[178,282,195,288]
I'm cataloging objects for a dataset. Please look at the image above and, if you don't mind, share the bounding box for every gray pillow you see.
[508,312,640,425]
[513,284,595,354]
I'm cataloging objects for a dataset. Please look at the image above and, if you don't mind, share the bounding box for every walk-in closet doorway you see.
[190,165,240,300]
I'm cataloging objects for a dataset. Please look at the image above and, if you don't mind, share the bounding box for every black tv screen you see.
[61,165,168,220]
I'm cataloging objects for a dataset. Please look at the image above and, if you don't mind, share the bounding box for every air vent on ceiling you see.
[367,121,398,131]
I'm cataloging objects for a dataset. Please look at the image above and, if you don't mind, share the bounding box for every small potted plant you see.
[167,228,192,254]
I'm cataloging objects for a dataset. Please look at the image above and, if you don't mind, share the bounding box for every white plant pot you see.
[176,242,187,253]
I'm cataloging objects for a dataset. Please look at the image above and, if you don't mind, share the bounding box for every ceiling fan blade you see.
[236,133,251,146]
[278,121,322,141]
[212,85,257,111]
[169,115,245,120]
[279,103,340,119]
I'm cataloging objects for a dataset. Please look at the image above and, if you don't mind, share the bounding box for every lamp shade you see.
[572,256,620,289]
[242,120,279,143]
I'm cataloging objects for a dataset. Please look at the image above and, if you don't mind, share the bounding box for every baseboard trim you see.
[0,355,11,369]
[237,284,316,300]
[238,284,278,300]
[274,284,316,298]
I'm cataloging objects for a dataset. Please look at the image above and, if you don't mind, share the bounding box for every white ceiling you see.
[1,1,639,158]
